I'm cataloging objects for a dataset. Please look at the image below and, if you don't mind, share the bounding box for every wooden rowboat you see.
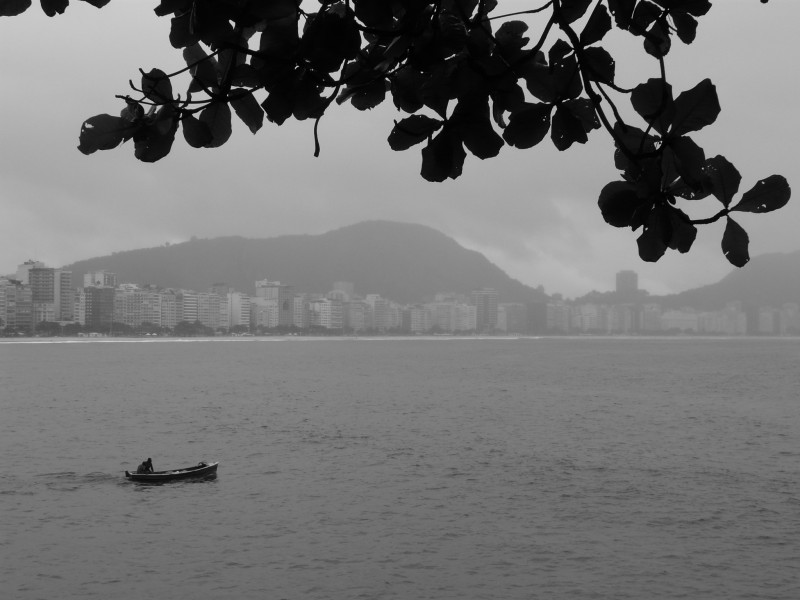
[125,461,218,482]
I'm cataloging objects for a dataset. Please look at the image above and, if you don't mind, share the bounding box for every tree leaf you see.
[169,11,197,49]
[77,114,135,155]
[391,65,426,113]
[520,62,557,104]
[559,0,592,24]
[598,181,643,228]
[666,207,696,253]
[551,104,587,151]
[388,115,443,151]
[154,0,186,17]
[643,19,671,58]
[608,0,636,29]
[182,114,213,148]
[674,1,711,17]
[630,78,673,135]
[40,0,68,16]
[230,90,264,134]
[663,135,705,189]
[564,98,600,133]
[342,79,388,111]
[503,103,551,149]
[550,46,582,101]
[495,20,529,54]
[353,0,392,29]
[731,175,791,213]
[183,43,218,91]
[420,128,466,182]
[452,95,503,160]
[141,68,173,103]
[300,7,361,72]
[248,0,299,21]
[581,46,615,85]
[721,217,750,267]
[261,87,293,125]
[637,221,668,262]
[671,12,698,44]
[670,78,720,137]
[133,107,178,162]
[0,0,31,16]
[199,102,232,148]
[580,3,611,47]
[189,0,233,46]
[701,155,741,207]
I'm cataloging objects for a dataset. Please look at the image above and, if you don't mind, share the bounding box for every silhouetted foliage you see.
[173,319,214,336]
[35,321,63,336]
[62,322,84,336]
[2,0,788,266]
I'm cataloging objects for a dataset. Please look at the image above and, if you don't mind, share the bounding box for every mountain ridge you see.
[63,221,548,305]
[657,249,800,309]
[52,222,800,309]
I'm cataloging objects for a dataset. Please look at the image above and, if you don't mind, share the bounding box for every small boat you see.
[125,461,219,483]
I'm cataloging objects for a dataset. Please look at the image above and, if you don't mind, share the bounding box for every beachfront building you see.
[255,279,294,327]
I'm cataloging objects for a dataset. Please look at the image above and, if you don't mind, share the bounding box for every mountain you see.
[63,221,547,304]
[658,250,800,309]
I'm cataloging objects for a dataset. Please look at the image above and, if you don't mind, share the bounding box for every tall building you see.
[84,270,117,288]
[365,294,391,331]
[114,284,144,327]
[15,260,45,284]
[616,270,638,298]
[29,266,56,324]
[308,297,343,330]
[27,265,74,323]
[55,270,74,321]
[255,280,294,326]
[0,277,32,332]
[226,291,251,329]
[84,286,115,331]
[292,294,309,328]
[472,288,499,333]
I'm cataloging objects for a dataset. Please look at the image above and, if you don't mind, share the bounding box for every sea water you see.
[1,337,799,599]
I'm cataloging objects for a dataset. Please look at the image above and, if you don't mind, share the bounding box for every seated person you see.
[136,458,154,474]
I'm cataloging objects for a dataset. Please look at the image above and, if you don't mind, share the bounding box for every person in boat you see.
[136,458,154,474]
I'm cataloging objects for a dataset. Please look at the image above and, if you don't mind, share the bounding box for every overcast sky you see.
[1,0,797,298]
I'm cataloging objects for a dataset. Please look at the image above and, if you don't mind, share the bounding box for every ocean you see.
[1,337,799,599]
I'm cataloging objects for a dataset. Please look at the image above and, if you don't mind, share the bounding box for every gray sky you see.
[1,0,797,298]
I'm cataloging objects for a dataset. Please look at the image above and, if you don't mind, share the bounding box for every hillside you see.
[658,250,800,309]
[63,221,547,304]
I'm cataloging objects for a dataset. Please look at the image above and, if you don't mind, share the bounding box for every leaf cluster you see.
[4,0,789,267]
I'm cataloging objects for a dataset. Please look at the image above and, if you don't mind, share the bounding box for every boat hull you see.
[125,462,218,482]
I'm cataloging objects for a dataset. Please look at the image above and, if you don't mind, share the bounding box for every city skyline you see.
[3,259,798,337]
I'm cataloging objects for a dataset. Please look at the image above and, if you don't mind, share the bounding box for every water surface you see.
[2,337,799,599]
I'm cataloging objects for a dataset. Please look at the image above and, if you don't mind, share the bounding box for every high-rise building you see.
[84,286,115,331]
[15,260,45,284]
[29,266,56,324]
[55,270,74,321]
[226,291,251,329]
[615,270,638,298]
[308,298,343,330]
[0,277,32,332]
[471,288,499,333]
[84,270,117,288]
[27,266,74,323]
[255,280,294,326]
